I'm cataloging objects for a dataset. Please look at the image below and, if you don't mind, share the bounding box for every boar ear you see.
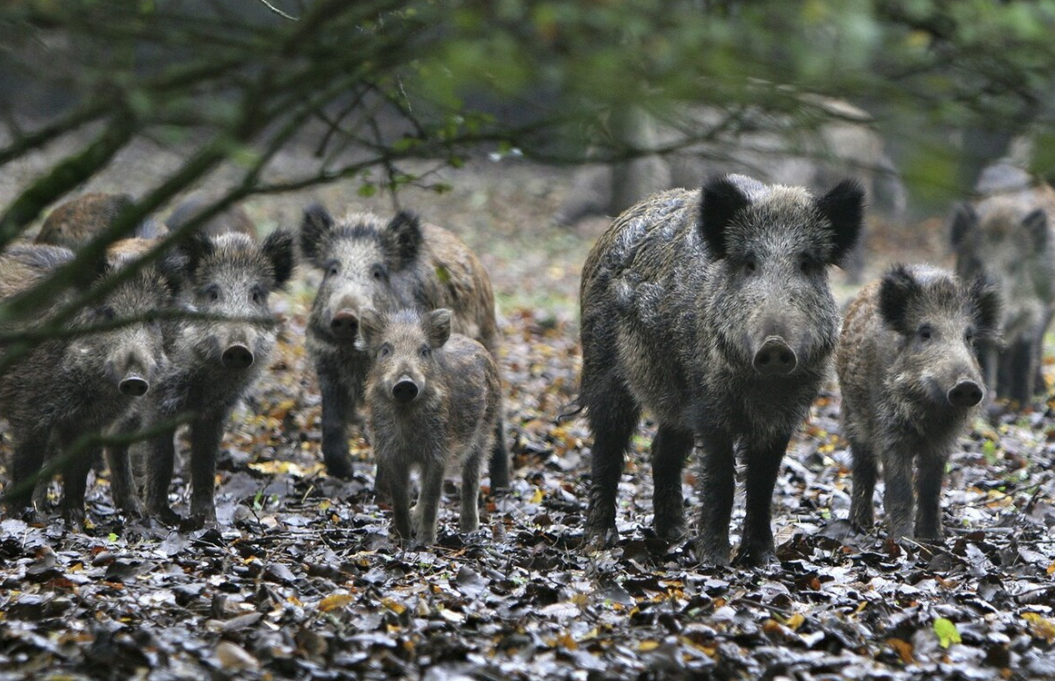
[383,211,424,269]
[156,248,188,296]
[1022,208,1048,251]
[699,176,750,259]
[968,274,1002,341]
[356,308,384,352]
[300,203,334,266]
[878,264,921,335]
[262,229,296,287]
[179,231,214,276]
[424,308,452,348]
[949,202,978,248]
[817,179,865,265]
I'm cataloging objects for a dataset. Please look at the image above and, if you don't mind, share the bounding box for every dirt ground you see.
[1,135,1055,680]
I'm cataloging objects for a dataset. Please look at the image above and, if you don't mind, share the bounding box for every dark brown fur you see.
[579,174,863,565]
[361,308,499,544]
[35,193,164,249]
[299,206,508,487]
[0,242,181,524]
[836,264,1000,540]
[167,193,257,240]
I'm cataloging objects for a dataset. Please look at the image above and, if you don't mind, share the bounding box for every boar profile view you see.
[837,265,999,540]
[361,308,500,544]
[578,174,863,565]
[300,207,509,488]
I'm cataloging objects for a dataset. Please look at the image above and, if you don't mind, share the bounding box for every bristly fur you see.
[877,264,920,336]
[816,179,866,265]
[383,211,424,270]
[699,176,751,259]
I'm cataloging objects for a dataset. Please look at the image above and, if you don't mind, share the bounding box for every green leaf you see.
[934,617,961,649]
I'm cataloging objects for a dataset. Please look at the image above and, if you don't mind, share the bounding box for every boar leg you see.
[695,433,736,566]
[460,446,483,534]
[582,382,641,548]
[383,460,413,541]
[735,439,788,566]
[1007,337,1036,406]
[849,438,877,531]
[106,416,143,516]
[188,415,225,526]
[415,452,447,544]
[8,430,48,516]
[59,443,94,527]
[319,370,354,479]
[650,424,693,542]
[145,427,181,525]
[880,446,915,541]
[487,412,510,491]
[913,449,946,540]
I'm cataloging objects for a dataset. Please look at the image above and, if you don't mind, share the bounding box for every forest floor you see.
[1,139,1055,680]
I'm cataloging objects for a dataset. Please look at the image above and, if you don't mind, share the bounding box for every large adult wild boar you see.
[300,206,509,488]
[578,174,863,566]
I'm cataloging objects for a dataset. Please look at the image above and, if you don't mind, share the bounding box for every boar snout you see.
[948,379,984,408]
[330,309,359,342]
[752,336,797,376]
[119,375,150,396]
[392,375,420,403]
[222,343,255,369]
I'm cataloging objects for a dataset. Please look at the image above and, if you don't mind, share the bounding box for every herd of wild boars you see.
[0,168,1049,562]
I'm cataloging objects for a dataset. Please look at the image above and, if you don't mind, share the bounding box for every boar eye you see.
[371,264,386,281]
[799,254,818,274]
[743,254,757,275]
[965,327,976,344]
[378,343,392,358]
[202,284,220,302]
[98,306,116,321]
[420,345,431,359]
[918,324,933,341]
[250,285,266,304]
[325,261,339,277]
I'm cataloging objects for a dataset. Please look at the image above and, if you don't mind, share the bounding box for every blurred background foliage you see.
[0,0,1052,318]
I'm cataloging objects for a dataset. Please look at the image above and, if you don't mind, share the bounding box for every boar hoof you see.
[61,506,87,529]
[581,525,619,550]
[694,538,732,567]
[152,506,185,528]
[324,454,355,480]
[732,542,776,567]
[654,521,688,543]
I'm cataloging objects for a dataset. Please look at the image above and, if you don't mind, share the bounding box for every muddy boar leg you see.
[583,384,641,547]
[460,446,483,533]
[880,447,914,541]
[145,427,181,525]
[319,370,354,479]
[735,440,788,566]
[59,443,96,526]
[383,460,413,541]
[695,434,736,566]
[188,415,225,526]
[415,452,447,544]
[487,412,510,491]
[849,438,877,531]
[650,425,693,541]
[913,449,946,540]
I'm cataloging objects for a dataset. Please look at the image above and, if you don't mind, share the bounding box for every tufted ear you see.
[816,179,865,265]
[300,203,335,266]
[356,307,385,352]
[949,202,978,248]
[1022,208,1049,252]
[179,230,214,277]
[878,264,921,336]
[967,274,1002,343]
[698,176,750,260]
[424,308,452,348]
[382,211,424,270]
[262,229,296,287]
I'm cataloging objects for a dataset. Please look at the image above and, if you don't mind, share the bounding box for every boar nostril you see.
[119,376,149,396]
[753,338,797,376]
[330,310,359,342]
[392,379,419,403]
[222,344,255,369]
[948,380,983,407]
